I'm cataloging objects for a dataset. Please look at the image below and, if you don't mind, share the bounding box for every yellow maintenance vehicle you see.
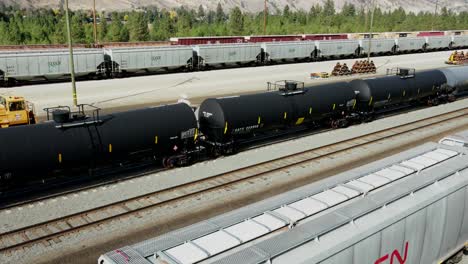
[0,95,36,128]
[446,51,468,65]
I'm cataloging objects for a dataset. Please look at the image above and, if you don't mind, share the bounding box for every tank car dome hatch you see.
[267,80,305,96]
[52,109,70,123]
[284,81,297,91]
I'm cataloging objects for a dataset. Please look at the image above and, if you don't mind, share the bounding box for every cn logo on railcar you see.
[374,241,409,264]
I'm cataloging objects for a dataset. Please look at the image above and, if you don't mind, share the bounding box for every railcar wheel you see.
[162,157,175,168]
[0,172,12,182]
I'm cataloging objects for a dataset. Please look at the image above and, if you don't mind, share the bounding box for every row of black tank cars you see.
[1,66,468,190]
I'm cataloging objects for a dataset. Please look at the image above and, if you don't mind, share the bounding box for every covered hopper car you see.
[0,49,105,86]
[2,34,468,87]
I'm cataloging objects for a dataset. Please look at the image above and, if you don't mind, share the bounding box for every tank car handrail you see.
[267,80,305,93]
[44,104,102,127]
[386,67,416,78]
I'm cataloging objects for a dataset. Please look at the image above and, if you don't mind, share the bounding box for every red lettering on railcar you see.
[374,241,409,264]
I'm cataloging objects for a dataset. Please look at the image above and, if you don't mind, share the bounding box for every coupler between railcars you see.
[200,140,236,158]
[330,118,349,129]
[162,147,206,168]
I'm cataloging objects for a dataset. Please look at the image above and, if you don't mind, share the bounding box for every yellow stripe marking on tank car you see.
[194,129,198,141]
[332,104,336,110]
[257,116,261,125]
[403,90,406,97]
[309,107,312,114]
[369,96,373,106]
[296,117,305,125]
[155,136,158,144]
[353,99,356,109]
[224,122,228,134]
[58,153,62,163]
[109,144,113,153]
[283,112,287,119]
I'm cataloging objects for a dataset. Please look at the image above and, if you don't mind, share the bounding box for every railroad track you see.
[0,107,467,254]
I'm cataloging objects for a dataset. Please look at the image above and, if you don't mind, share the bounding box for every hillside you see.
[1,0,466,14]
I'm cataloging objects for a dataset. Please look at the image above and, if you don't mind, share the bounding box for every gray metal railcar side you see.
[194,44,261,68]
[425,36,453,50]
[262,41,315,62]
[268,156,468,264]
[395,37,427,52]
[105,46,194,74]
[98,142,468,264]
[315,40,360,58]
[359,38,396,55]
[452,35,468,48]
[0,49,104,81]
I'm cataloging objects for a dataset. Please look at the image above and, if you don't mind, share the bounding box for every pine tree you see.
[215,3,225,23]
[323,0,335,17]
[98,13,108,42]
[8,17,23,44]
[127,11,149,41]
[0,21,9,44]
[71,14,85,43]
[283,5,291,18]
[107,13,122,42]
[229,7,243,35]
[198,5,205,19]
[119,24,129,41]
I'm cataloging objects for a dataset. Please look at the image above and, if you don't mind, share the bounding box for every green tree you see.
[107,13,123,42]
[119,24,129,41]
[98,14,108,42]
[71,14,85,43]
[127,11,149,41]
[283,5,291,18]
[229,7,244,35]
[323,0,335,17]
[0,21,9,44]
[342,3,356,17]
[215,3,225,23]
[198,5,205,19]
[8,17,23,44]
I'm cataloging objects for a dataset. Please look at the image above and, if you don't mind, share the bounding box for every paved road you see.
[0,50,456,116]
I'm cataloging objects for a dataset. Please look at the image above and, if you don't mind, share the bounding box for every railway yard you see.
[0,44,468,264]
[0,97,467,263]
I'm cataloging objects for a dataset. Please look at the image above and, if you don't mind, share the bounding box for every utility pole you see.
[93,0,97,45]
[367,0,375,62]
[263,0,267,35]
[65,0,78,106]
[431,0,439,31]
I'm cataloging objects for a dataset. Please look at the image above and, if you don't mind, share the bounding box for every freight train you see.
[1,32,468,86]
[0,66,467,186]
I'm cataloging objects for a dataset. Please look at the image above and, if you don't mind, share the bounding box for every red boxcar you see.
[417,31,444,37]
[170,36,245,45]
[303,34,348,41]
[245,35,303,43]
